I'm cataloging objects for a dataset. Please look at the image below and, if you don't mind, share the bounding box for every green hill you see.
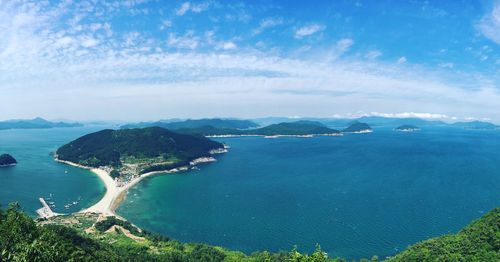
[387,208,500,261]
[0,154,17,167]
[342,122,373,133]
[55,127,224,169]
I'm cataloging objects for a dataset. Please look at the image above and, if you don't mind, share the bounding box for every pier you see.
[36,197,58,219]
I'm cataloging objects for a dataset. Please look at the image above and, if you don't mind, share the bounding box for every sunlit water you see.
[0,127,107,215]
[117,127,500,259]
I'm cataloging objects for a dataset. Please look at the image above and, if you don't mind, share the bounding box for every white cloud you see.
[0,1,499,122]
[252,17,283,35]
[167,31,199,49]
[325,38,354,61]
[439,62,454,69]
[365,50,382,59]
[477,1,500,44]
[397,56,407,64]
[159,19,172,30]
[176,2,209,16]
[294,24,325,39]
[80,36,99,48]
[216,41,237,50]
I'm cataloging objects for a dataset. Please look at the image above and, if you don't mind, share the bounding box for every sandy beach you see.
[55,157,217,217]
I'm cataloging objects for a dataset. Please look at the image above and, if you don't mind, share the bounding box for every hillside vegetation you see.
[2,203,499,261]
[56,127,224,168]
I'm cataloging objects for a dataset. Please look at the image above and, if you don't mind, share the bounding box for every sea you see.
[2,126,500,259]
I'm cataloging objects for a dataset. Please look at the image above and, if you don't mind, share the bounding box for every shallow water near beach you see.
[117,127,500,259]
[0,127,107,215]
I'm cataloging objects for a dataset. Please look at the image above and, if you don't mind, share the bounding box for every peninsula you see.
[0,154,17,167]
[55,127,226,216]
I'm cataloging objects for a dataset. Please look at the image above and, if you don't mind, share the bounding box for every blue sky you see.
[0,0,499,122]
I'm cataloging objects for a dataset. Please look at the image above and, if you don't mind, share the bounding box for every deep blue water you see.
[117,127,500,259]
[0,127,107,215]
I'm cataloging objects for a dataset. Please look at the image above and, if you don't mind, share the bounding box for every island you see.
[121,118,259,130]
[395,125,420,132]
[342,122,373,133]
[0,154,17,167]
[0,117,82,130]
[55,127,227,216]
[452,121,499,130]
[170,120,342,137]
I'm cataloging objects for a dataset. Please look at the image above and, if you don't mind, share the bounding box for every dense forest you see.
[1,203,498,261]
[56,127,224,168]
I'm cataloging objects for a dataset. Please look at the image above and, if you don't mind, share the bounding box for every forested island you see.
[1,203,498,261]
[342,122,373,133]
[0,117,82,130]
[56,127,225,175]
[143,120,342,137]
[0,154,17,167]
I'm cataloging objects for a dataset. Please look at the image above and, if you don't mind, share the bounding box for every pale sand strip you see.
[55,157,216,217]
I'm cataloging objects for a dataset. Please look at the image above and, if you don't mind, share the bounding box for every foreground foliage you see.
[1,203,498,261]
[387,208,500,261]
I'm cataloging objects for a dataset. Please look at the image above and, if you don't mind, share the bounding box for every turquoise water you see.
[0,127,106,215]
[117,127,500,259]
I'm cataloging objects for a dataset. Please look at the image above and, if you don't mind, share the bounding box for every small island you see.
[55,127,227,216]
[342,122,373,133]
[0,154,17,167]
[395,125,420,132]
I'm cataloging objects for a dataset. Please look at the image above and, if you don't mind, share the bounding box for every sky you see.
[0,0,499,122]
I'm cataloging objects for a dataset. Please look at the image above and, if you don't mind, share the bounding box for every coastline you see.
[55,155,222,218]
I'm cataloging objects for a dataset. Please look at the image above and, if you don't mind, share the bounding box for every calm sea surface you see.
[117,127,500,259]
[0,127,107,215]
[1,126,500,259]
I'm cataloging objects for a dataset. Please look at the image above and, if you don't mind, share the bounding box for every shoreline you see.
[55,156,222,218]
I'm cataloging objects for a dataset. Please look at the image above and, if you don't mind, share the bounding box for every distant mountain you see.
[121,118,259,130]
[0,154,17,167]
[395,125,420,132]
[356,116,446,127]
[452,121,498,130]
[244,121,340,136]
[56,127,224,171]
[173,121,341,136]
[0,117,82,130]
[342,122,373,133]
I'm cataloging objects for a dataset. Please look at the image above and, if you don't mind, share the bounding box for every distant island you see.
[55,127,227,216]
[157,120,341,137]
[0,154,17,167]
[0,117,82,130]
[342,122,373,133]
[452,121,499,130]
[395,125,420,132]
[121,118,259,130]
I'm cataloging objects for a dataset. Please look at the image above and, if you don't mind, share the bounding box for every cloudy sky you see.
[0,0,499,122]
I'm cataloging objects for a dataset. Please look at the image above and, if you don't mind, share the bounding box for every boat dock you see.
[36,197,58,219]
